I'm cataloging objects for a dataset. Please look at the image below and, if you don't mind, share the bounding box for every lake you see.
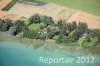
[0,41,100,66]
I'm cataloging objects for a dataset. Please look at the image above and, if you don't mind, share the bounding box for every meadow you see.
[38,0,100,16]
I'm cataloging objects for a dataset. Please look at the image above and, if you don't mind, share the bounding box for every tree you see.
[14,20,26,33]
[9,26,17,36]
[46,17,54,25]
[90,29,100,43]
[77,22,88,33]
[47,31,54,39]
[93,38,99,46]
[1,23,8,31]
[0,19,13,31]
[29,14,41,24]
[57,20,63,28]
[4,18,13,27]
[72,21,77,30]
[86,35,91,42]
[71,30,82,41]
[22,25,29,33]
[39,33,46,40]
[0,19,4,30]
[56,34,63,44]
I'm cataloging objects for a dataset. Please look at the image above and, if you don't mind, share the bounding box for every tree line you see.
[0,14,100,47]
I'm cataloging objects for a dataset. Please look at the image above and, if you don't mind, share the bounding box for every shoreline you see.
[0,31,100,55]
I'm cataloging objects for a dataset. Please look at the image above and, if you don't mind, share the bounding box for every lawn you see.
[37,0,100,16]
[28,24,41,31]
[20,17,29,25]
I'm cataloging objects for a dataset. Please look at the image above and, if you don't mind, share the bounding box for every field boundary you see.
[1,0,18,11]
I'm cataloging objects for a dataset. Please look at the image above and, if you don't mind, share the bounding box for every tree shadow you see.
[19,0,47,6]
[34,1,47,6]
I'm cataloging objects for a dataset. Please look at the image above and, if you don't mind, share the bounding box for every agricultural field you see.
[1,0,18,11]
[0,0,100,29]
[8,2,75,21]
[0,0,11,10]
[8,0,100,29]
[38,0,100,16]
[0,0,20,20]
[0,0,11,18]
[67,10,100,29]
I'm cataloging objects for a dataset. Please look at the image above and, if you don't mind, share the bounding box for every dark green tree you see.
[29,14,41,24]
[9,26,17,36]
[0,19,4,30]
[14,20,26,33]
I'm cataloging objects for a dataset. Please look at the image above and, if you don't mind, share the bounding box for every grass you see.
[20,17,29,25]
[1,0,18,11]
[28,24,41,31]
[78,37,85,46]
[38,0,100,16]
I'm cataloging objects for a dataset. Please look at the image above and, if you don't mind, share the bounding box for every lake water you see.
[0,41,100,66]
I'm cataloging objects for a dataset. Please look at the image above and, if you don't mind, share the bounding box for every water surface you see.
[0,41,100,66]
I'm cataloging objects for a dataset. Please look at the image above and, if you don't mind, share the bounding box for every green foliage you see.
[0,19,4,30]
[29,14,41,24]
[71,30,82,41]
[47,30,54,39]
[86,35,91,42]
[53,35,59,40]
[55,35,63,44]
[78,37,85,46]
[28,24,41,31]
[20,17,29,25]
[77,22,88,33]
[39,33,46,40]
[14,20,26,33]
[0,13,100,49]
[0,19,13,31]
[9,26,17,36]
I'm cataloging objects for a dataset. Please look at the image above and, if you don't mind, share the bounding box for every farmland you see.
[0,0,100,29]
[0,0,20,20]
[7,1,100,29]
[8,2,75,21]
[38,0,100,16]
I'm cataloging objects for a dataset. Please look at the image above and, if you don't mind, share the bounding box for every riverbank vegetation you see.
[0,14,100,53]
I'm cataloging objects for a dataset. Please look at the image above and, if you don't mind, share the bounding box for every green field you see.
[20,17,29,25]
[28,24,41,30]
[38,0,100,16]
